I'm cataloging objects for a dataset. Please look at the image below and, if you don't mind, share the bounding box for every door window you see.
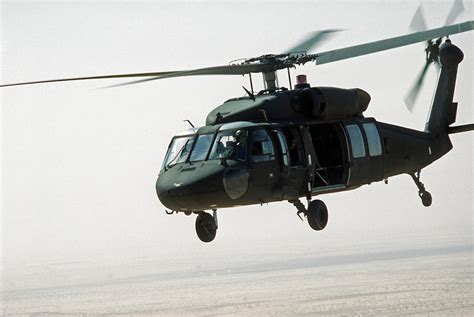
[251,129,275,162]
[209,129,248,161]
[362,123,382,156]
[345,125,366,158]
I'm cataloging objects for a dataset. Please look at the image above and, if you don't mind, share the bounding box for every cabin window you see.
[345,124,366,158]
[189,134,214,162]
[163,135,195,168]
[251,129,275,162]
[276,131,289,166]
[362,123,382,156]
[209,129,247,161]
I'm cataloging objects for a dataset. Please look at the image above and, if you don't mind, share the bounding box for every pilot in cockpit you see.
[217,129,247,161]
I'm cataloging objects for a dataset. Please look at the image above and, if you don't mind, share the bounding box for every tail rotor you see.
[404,0,465,111]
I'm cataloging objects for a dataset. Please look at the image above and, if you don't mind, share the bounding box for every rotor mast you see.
[263,71,279,91]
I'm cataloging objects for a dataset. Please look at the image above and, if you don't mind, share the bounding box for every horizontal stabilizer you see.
[447,124,474,134]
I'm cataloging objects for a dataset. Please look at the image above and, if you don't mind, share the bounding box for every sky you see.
[1,0,473,271]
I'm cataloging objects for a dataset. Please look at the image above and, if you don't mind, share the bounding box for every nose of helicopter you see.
[156,162,227,211]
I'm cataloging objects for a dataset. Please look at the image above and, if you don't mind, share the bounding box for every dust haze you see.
[1,0,473,315]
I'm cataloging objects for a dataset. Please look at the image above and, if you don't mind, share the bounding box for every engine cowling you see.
[291,87,371,118]
[206,86,372,126]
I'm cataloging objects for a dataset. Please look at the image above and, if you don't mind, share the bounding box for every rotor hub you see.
[439,40,464,66]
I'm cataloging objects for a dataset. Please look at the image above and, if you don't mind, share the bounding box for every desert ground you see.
[2,231,472,316]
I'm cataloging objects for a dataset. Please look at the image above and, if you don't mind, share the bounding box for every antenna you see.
[183,120,195,128]
[242,86,255,101]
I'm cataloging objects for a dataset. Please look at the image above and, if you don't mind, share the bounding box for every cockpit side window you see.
[209,129,247,161]
[251,129,275,163]
[163,135,195,169]
[189,134,214,162]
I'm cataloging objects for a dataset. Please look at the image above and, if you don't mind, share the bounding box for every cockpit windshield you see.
[209,129,247,161]
[189,134,214,162]
[162,128,249,170]
[163,135,195,168]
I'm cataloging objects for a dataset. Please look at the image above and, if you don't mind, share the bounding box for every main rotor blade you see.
[409,3,428,32]
[314,20,473,65]
[0,71,177,88]
[404,61,431,111]
[1,62,273,88]
[285,29,341,54]
[105,63,275,88]
[444,0,465,26]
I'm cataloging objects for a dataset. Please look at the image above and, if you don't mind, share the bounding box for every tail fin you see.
[425,40,464,133]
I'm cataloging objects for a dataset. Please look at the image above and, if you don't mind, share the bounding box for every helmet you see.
[234,129,246,142]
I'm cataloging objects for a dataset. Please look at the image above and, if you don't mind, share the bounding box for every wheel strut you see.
[290,199,307,221]
[212,209,218,229]
[289,199,329,231]
[410,171,432,207]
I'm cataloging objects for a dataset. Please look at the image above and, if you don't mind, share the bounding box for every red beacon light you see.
[295,74,310,89]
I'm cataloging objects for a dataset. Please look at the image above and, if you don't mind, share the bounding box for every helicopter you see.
[1,6,473,243]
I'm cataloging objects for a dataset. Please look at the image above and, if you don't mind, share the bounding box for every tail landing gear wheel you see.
[195,212,217,243]
[411,172,433,207]
[419,191,432,207]
[307,200,328,231]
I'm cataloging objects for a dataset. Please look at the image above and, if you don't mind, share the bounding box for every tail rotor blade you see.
[404,61,431,111]
[409,3,428,32]
[404,1,463,112]
[444,0,465,26]
[285,29,341,54]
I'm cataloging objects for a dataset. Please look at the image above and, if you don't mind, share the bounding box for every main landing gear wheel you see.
[307,200,329,231]
[195,212,217,243]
